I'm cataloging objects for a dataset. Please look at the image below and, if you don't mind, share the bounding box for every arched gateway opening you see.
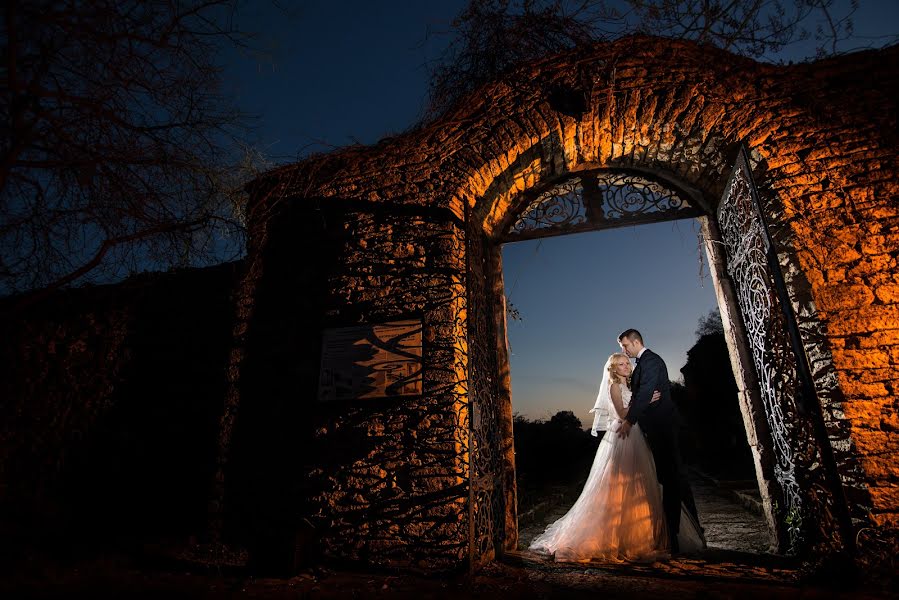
[238,36,895,575]
[464,152,844,568]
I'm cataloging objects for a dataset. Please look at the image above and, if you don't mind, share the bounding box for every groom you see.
[617,328,701,554]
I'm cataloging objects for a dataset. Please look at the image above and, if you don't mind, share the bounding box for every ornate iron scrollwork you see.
[466,221,505,570]
[719,166,803,524]
[717,151,840,554]
[596,171,689,218]
[507,178,587,236]
[504,171,700,241]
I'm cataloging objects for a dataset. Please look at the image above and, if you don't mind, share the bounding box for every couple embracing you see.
[529,329,705,562]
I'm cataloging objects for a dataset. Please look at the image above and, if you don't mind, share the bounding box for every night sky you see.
[223,0,898,427]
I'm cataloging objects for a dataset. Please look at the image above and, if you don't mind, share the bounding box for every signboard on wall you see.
[318,319,423,402]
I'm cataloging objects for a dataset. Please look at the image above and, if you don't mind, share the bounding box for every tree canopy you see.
[1,0,255,299]
[425,0,881,120]
[696,308,725,338]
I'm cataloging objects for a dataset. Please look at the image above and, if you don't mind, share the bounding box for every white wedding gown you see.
[529,384,703,562]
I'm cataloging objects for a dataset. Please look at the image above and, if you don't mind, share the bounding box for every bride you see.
[528,353,703,562]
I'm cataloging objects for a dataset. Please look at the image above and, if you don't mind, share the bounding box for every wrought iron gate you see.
[466,219,506,570]
[716,148,849,554]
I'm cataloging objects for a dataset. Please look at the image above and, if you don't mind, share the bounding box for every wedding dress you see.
[529,365,704,562]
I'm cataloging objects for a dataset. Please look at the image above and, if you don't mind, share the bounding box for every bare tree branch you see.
[424,0,874,121]
[1,0,259,298]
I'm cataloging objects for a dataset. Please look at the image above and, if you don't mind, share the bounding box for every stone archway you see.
[241,36,897,573]
[465,159,832,563]
[465,153,848,566]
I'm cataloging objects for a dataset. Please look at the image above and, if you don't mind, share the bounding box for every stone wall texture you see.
[248,35,898,568]
[228,198,472,570]
[302,208,471,570]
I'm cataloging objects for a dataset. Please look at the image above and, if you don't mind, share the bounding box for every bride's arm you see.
[609,383,628,420]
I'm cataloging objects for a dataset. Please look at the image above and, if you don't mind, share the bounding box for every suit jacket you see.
[626,349,674,429]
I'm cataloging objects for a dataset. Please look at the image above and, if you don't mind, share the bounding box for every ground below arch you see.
[518,469,771,555]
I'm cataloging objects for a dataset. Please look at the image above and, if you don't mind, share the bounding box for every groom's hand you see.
[651,390,661,403]
[618,420,632,438]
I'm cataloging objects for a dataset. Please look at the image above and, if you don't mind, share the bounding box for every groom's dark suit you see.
[626,348,700,553]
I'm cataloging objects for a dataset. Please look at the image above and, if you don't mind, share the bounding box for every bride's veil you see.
[588,355,616,437]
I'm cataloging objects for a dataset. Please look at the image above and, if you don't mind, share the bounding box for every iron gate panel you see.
[466,219,506,569]
[501,170,702,242]
[717,148,845,554]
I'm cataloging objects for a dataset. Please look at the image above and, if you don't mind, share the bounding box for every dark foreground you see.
[1,550,894,600]
[4,471,893,598]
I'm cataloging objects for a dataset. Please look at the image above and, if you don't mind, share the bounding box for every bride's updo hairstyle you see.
[606,352,630,387]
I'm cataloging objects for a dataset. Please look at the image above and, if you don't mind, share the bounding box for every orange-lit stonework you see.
[243,35,897,571]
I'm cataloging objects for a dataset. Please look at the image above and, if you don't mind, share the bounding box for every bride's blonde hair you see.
[607,352,630,387]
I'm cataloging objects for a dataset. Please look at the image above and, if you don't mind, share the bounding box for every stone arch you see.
[242,35,898,573]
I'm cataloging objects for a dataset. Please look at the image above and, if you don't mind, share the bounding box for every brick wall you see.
[250,36,898,567]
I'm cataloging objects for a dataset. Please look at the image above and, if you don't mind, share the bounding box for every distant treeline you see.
[513,410,597,488]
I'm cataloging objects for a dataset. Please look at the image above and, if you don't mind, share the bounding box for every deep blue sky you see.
[223,1,467,159]
[223,0,898,427]
[501,222,717,427]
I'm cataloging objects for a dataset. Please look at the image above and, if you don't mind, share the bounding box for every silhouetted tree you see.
[548,409,584,433]
[426,0,874,120]
[695,308,724,337]
[1,1,258,298]
[513,411,596,486]
[680,310,754,479]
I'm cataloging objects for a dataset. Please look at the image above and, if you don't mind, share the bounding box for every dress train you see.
[529,420,669,562]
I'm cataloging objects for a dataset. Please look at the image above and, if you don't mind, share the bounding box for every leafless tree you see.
[1,0,256,299]
[425,0,875,120]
